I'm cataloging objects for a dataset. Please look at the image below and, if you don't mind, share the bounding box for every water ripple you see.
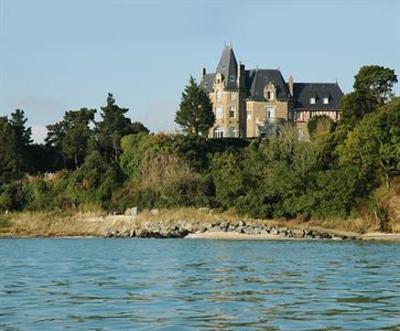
[0,239,400,330]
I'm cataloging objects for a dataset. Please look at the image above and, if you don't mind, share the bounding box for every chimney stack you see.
[200,67,206,81]
[288,74,294,97]
[237,62,245,87]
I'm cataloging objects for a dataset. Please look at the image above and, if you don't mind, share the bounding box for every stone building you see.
[200,46,344,139]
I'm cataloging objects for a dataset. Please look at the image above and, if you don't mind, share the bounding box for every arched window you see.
[214,127,224,138]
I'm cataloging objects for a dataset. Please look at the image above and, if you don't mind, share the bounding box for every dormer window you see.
[323,97,329,104]
[216,73,222,84]
[310,97,316,104]
[264,82,276,101]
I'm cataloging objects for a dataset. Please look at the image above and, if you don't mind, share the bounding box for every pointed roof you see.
[216,46,238,89]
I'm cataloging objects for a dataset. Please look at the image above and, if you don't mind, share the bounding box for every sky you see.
[1,0,399,142]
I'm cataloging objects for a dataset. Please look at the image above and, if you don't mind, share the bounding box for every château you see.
[200,46,344,139]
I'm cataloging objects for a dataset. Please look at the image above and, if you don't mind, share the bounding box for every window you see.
[216,106,223,119]
[230,93,237,101]
[229,106,236,118]
[323,97,329,104]
[214,127,224,138]
[230,75,235,82]
[228,127,236,138]
[247,111,252,120]
[216,90,222,102]
[310,97,316,104]
[266,107,275,119]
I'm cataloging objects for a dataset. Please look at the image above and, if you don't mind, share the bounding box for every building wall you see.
[245,100,289,137]
[294,110,339,123]
[208,84,242,138]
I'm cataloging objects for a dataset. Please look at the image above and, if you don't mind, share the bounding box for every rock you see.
[150,209,159,216]
[228,223,237,231]
[129,229,135,237]
[124,207,139,216]
[208,225,221,232]
[199,207,210,213]
[235,226,245,233]
[292,229,305,238]
[270,228,279,235]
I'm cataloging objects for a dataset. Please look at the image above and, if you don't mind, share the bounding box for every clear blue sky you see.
[1,0,399,142]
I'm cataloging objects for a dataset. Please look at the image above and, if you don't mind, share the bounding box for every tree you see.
[46,108,96,168]
[175,76,215,137]
[96,93,137,162]
[354,65,398,106]
[10,109,32,147]
[131,121,149,134]
[338,98,400,189]
[0,117,18,182]
[62,108,96,168]
[9,109,32,175]
[307,115,334,140]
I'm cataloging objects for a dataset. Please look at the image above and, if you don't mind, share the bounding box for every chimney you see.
[288,74,294,97]
[237,62,245,87]
[200,67,206,81]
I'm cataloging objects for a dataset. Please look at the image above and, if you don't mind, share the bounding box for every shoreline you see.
[1,232,400,242]
[1,210,400,242]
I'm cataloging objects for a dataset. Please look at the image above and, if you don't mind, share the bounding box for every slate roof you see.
[292,83,343,111]
[216,46,238,90]
[246,69,290,101]
[200,47,344,111]
[201,73,215,93]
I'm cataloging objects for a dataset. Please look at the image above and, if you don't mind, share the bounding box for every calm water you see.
[1,239,400,330]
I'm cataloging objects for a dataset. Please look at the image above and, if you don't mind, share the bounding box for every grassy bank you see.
[1,207,398,238]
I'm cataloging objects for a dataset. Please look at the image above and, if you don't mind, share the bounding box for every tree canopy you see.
[175,76,215,136]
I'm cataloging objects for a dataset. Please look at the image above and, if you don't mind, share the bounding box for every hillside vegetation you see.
[0,66,399,232]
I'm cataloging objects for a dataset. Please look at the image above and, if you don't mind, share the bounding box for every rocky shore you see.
[105,219,360,241]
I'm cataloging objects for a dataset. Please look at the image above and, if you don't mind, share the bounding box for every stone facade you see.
[201,46,344,139]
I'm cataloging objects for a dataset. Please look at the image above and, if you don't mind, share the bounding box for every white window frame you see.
[266,107,275,119]
[216,106,223,119]
[247,111,252,120]
[214,127,224,138]
[310,97,316,104]
[323,97,329,104]
[228,127,236,138]
[230,93,237,101]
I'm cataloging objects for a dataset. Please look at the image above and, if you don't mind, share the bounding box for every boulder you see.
[124,207,139,216]
[150,209,159,216]
[270,228,279,235]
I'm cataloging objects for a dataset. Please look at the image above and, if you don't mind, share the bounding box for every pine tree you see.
[96,93,134,163]
[0,117,19,182]
[175,76,215,137]
[46,108,96,169]
[9,109,32,175]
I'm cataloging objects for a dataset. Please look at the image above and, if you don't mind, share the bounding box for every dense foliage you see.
[0,68,399,226]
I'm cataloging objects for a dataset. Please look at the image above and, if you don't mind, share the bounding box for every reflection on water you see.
[0,239,400,330]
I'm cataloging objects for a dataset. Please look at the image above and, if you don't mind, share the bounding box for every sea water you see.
[1,238,399,330]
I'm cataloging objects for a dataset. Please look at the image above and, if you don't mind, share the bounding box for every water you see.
[0,239,400,330]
